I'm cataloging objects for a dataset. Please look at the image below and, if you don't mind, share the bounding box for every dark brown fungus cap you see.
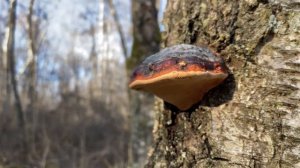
[129,44,228,110]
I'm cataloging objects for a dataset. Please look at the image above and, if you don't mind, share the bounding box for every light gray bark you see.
[147,0,300,167]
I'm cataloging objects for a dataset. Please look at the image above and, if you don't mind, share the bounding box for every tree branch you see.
[107,0,128,59]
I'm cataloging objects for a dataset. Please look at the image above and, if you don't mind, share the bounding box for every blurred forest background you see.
[0,0,165,167]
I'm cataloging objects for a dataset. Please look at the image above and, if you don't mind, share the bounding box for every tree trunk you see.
[1,1,12,114]
[127,0,161,70]
[128,0,161,166]
[24,0,38,159]
[146,1,300,167]
[3,0,28,160]
[26,0,37,116]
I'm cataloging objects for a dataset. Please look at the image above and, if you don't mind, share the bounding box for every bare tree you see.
[0,0,132,167]
[88,25,99,101]
[107,0,128,58]
[1,1,12,114]
[2,0,27,158]
[25,0,37,116]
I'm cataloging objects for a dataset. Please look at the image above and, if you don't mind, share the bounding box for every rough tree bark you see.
[146,0,300,168]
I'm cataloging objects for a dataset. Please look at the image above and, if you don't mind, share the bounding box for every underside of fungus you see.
[129,44,228,110]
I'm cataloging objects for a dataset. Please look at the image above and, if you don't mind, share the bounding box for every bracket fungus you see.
[129,44,228,110]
